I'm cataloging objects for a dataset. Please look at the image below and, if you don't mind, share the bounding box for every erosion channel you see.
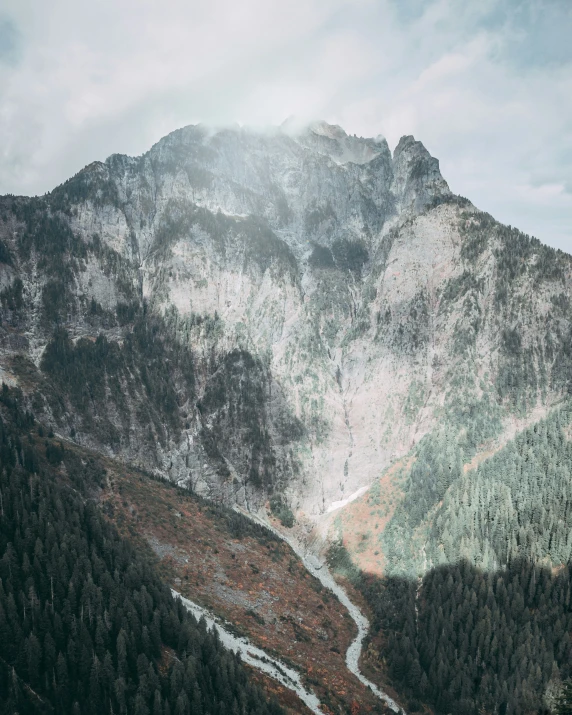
[176,507,403,714]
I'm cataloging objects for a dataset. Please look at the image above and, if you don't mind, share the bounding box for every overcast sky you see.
[0,0,570,252]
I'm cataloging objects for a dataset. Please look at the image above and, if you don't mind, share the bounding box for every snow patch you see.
[327,485,369,513]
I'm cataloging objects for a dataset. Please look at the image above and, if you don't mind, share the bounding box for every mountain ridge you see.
[0,120,570,526]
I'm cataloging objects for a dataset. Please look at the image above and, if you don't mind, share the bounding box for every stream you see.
[174,508,404,714]
[235,508,403,713]
[172,590,323,714]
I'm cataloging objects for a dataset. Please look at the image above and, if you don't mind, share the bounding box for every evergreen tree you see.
[555,680,572,715]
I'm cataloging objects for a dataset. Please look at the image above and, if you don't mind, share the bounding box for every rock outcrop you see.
[0,120,571,524]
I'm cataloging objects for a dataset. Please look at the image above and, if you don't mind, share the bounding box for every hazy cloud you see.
[0,0,570,252]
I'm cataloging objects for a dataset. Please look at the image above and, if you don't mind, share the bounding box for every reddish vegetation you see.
[96,456,392,714]
[330,457,412,576]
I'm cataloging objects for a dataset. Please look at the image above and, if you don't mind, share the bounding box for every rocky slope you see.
[1,120,571,554]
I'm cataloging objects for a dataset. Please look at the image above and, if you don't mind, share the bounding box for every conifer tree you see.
[555,680,572,715]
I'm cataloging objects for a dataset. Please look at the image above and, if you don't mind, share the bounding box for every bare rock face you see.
[391,135,451,213]
[0,121,571,522]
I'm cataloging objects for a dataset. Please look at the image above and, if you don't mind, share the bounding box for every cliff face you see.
[1,121,571,524]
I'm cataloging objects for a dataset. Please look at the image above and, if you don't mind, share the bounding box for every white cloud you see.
[0,0,570,252]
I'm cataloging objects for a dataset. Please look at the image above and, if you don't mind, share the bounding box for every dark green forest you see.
[330,543,572,715]
[40,313,195,449]
[197,349,303,489]
[0,387,283,715]
[365,557,570,715]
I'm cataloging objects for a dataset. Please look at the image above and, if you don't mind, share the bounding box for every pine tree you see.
[555,680,572,715]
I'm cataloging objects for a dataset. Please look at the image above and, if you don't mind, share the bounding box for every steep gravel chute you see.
[172,590,323,715]
[234,508,404,714]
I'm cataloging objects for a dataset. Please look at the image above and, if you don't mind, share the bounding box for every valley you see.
[1,119,572,713]
[93,437,399,713]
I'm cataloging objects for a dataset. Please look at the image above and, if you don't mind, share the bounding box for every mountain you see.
[1,120,572,714]
[1,120,570,518]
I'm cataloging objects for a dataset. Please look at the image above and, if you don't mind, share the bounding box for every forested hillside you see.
[330,401,572,714]
[356,556,572,715]
[379,403,572,577]
[0,386,283,715]
[430,407,572,569]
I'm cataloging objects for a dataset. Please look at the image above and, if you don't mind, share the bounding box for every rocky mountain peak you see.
[391,134,451,213]
[294,120,389,167]
[307,120,347,139]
